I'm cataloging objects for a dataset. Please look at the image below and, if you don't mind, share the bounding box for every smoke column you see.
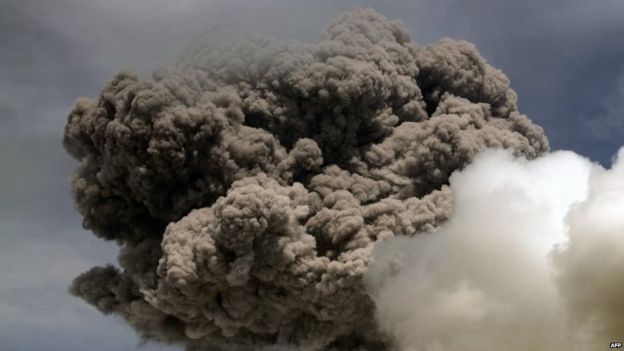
[62,7,573,350]
[366,148,624,351]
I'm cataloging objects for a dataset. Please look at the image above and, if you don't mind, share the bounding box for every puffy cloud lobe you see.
[552,148,624,341]
[64,8,548,350]
[366,148,624,351]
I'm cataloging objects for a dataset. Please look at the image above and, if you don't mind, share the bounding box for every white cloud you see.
[366,147,624,351]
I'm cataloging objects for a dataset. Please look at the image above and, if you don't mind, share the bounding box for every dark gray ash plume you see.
[64,8,548,350]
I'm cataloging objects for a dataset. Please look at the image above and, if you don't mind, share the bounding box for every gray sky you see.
[0,1,622,350]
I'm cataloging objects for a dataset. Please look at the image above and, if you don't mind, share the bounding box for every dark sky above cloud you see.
[0,1,622,350]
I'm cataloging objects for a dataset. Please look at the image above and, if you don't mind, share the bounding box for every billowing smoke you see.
[63,8,552,350]
[366,148,624,351]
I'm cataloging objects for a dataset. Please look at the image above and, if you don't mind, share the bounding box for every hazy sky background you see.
[1,1,622,350]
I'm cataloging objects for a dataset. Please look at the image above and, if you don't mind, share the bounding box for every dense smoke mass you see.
[64,8,549,350]
[367,148,624,351]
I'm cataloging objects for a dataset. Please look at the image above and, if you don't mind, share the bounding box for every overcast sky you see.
[1,1,623,350]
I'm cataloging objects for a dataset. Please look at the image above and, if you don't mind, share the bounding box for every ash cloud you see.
[64,8,548,350]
